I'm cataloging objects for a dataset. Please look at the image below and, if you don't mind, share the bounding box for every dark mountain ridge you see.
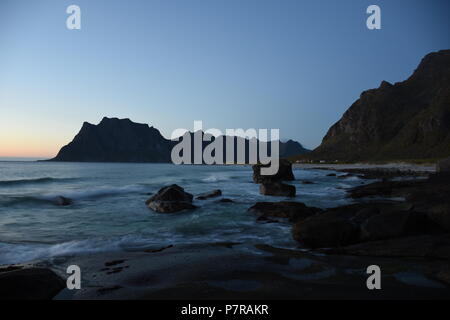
[49,117,309,163]
[306,49,450,161]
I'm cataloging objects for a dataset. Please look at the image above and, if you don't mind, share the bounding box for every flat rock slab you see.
[323,234,450,260]
[0,268,65,300]
[46,243,450,300]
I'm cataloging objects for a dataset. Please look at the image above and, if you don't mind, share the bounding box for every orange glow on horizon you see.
[0,135,64,159]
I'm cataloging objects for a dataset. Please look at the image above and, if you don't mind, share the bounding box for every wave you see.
[202,174,231,182]
[0,177,77,187]
[0,235,164,265]
[49,184,148,200]
[0,184,148,206]
[0,196,55,207]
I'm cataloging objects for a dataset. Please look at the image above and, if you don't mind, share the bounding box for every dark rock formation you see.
[260,182,296,197]
[348,179,426,199]
[248,201,321,222]
[350,173,450,234]
[145,184,197,213]
[54,196,73,206]
[324,234,450,260]
[292,174,450,249]
[291,203,383,248]
[49,117,308,163]
[293,217,359,248]
[337,168,428,180]
[305,50,450,161]
[252,159,295,183]
[437,157,450,173]
[0,268,65,300]
[196,189,222,200]
[349,173,450,205]
[360,211,440,241]
[427,203,450,232]
[216,198,234,203]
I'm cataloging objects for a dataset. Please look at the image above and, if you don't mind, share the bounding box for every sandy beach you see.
[293,163,436,172]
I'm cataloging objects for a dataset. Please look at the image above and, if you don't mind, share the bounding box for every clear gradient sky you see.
[0,0,449,158]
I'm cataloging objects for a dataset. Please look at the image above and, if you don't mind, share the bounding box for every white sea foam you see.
[0,235,157,265]
[202,174,231,182]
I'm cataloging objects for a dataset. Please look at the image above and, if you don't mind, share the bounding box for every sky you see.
[0,0,449,158]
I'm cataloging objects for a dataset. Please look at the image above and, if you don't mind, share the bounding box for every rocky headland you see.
[294,49,450,162]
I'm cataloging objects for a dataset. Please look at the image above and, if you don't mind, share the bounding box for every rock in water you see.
[260,182,296,197]
[252,159,295,184]
[248,201,321,222]
[196,189,222,200]
[437,157,450,173]
[0,268,65,300]
[216,198,234,203]
[54,196,73,206]
[145,184,197,213]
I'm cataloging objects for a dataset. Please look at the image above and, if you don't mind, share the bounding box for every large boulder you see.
[437,157,450,173]
[0,268,65,300]
[292,216,359,248]
[196,189,222,200]
[248,201,322,223]
[252,159,295,184]
[260,182,296,197]
[425,203,450,232]
[360,210,441,241]
[145,184,197,213]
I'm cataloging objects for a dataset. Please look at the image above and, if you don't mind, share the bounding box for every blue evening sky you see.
[0,0,449,157]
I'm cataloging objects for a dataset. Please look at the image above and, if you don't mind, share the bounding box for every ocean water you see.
[0,162,367,265]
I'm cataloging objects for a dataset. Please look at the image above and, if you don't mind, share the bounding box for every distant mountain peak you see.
[379,80,393,89]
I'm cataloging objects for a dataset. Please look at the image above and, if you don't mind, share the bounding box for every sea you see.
[0,161,367,265]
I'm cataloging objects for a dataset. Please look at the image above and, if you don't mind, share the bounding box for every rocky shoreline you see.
[1,161,449,299]
[2,242,449,300]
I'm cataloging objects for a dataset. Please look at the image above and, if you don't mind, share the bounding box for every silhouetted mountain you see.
[305,49,450,161]
[49,117,308,162]
[51,117,172,162]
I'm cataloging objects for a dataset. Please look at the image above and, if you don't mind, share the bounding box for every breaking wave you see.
[0,184,148,206]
